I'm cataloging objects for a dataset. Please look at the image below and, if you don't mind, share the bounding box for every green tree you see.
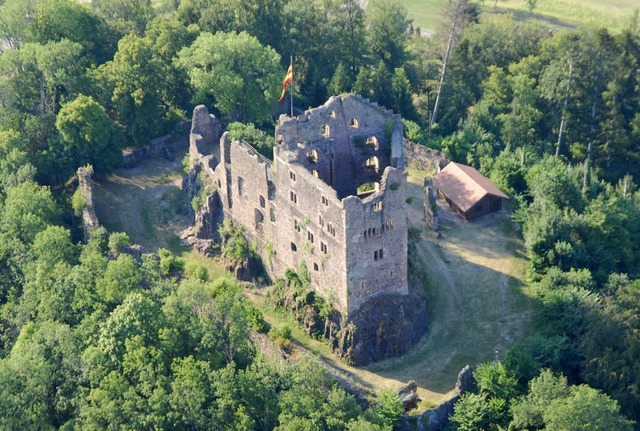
[365,0,411,71]
[0,181,59,244]
[544,384,634,431]
[56,95,122,173]
[449,392,491,431]
[372,389,403,429]
[0,0,42,49]
[27,0,115,63]
[227,122,275,159]
[0,321,83,430]
[95,34,166,146]
[0,39,88,115]
[510,369,570,429]
[91,0,154,37]
[176,31,281,123]
[96,254,143,307]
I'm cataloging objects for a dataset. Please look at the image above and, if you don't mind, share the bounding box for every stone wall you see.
[122,121,193,168]
[403,140,450,175]
[77,167,99,240]
[399,365,475,431]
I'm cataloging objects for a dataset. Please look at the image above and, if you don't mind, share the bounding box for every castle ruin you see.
[188,94,427,363]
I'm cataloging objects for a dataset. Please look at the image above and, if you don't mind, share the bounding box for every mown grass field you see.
[396,0,638,34]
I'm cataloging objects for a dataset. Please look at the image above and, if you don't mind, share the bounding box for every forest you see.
[0,0,639,429]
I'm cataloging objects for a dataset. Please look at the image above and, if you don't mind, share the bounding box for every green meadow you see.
[396,0,638,34]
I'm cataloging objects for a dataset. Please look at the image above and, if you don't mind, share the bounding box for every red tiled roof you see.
[432,162,509,212]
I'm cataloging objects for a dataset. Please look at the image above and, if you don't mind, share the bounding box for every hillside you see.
[91,154,533,405]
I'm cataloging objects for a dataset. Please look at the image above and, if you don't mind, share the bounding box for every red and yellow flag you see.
[278,62,293,102]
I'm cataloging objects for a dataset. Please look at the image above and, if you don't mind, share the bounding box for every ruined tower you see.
[188,95,426,363]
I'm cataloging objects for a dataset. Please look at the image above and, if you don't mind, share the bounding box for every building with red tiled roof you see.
[432,162,509,220]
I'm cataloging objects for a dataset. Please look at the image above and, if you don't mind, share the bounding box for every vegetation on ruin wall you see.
[1,0,640,428]
[266,262,352,356]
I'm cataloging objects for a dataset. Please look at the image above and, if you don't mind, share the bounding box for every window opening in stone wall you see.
[259,195,265,208]
[307,231,314,243]
[327,223,336,236]
[390,270,394,277]
[322,123,330,137]
[373,201,382,212]
[321,195,328,206]
[365,156,379,172]
[270,207,276,222]
[237,176,244,197]
[350,117,359,128]
[267,180,275,200]
[289,171,296,181]
[313,263,319,271]
[320,242,328,254]
[294,219,301,232]
[291,242,297,252]
[217,179,221,188]
[374,249,384,261]
[385,219,394,231]
[366,136,379,150]
[254,209,264,229]
[357,182,376,196]
[376,228,381,238]
[318,214,324,227]
[290,191,297,204]
[307,149,318,163]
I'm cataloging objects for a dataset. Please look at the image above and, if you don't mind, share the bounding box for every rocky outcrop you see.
[346,289,428,365]
[399,365,475,431]
[403,140,449,174]
[190,104,223,155]
[398,380,420,411]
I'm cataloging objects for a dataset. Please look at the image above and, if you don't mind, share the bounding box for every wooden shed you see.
[432,162,509,220]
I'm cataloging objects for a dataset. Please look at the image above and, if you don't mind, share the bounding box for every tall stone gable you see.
[189,94,409,317]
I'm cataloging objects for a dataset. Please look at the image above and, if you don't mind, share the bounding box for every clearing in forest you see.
[92,152,534,406]
[396,0,636,34]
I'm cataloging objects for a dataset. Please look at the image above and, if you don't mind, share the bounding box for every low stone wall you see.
[403,140,450,175]
[122,121,191,168]
[77,167,100,240]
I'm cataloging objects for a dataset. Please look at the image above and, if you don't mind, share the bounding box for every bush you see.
[108,232,129,256]
[247,305,268,333]
[185,262,208,282]
[71,188,86,216]
[158,248,185,275]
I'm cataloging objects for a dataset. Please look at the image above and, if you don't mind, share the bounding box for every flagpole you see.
[290,55,293,117]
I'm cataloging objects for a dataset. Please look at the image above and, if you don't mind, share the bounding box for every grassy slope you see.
[397,0,637,34]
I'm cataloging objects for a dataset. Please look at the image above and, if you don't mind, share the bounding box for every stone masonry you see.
[189,94,409,318]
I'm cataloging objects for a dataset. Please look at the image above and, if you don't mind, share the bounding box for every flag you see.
[278,62,293,102]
